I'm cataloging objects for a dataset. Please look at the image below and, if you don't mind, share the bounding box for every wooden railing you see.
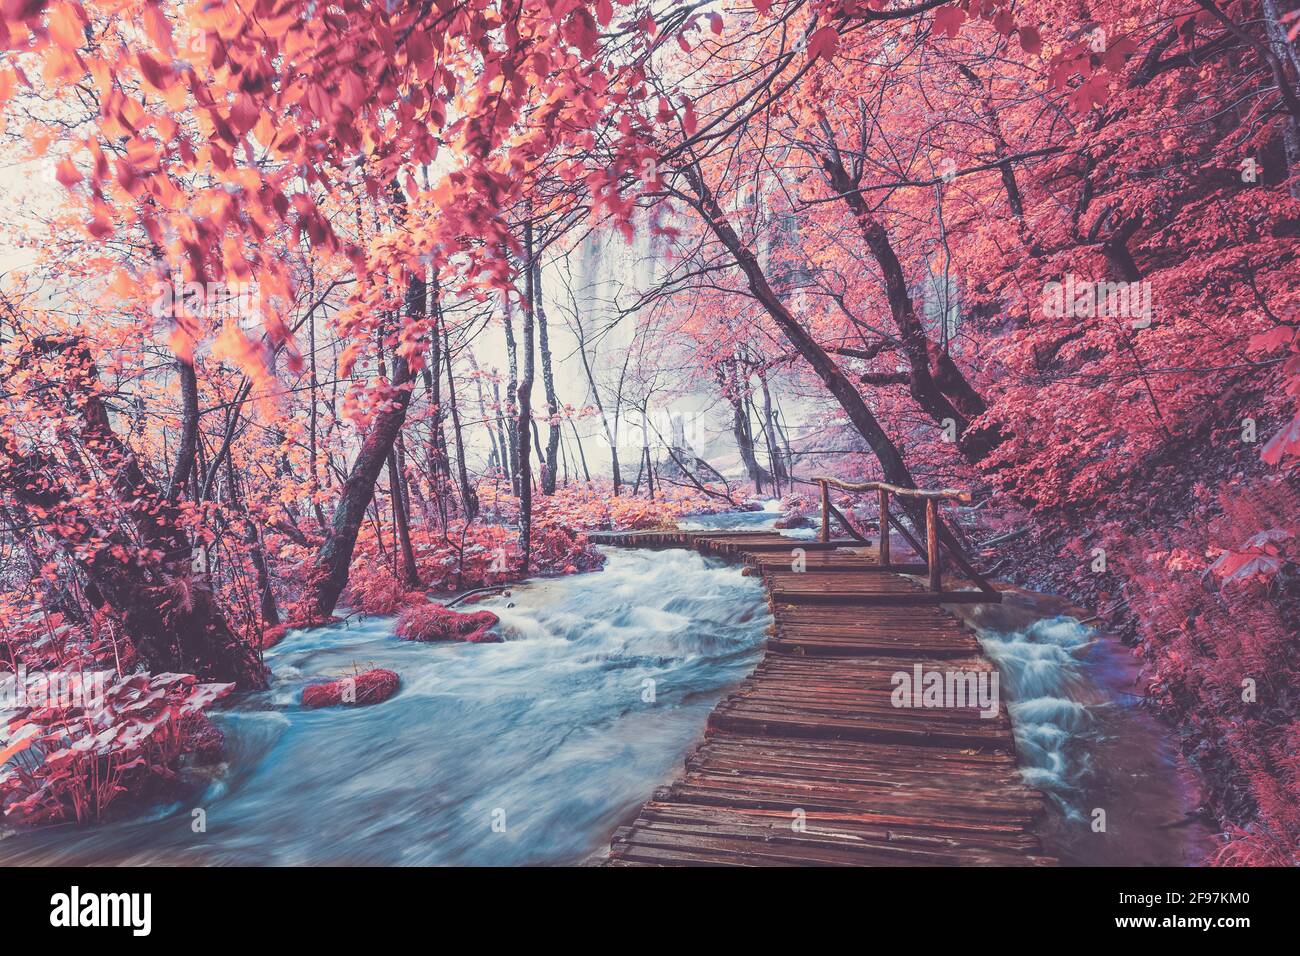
[814,477,998,600]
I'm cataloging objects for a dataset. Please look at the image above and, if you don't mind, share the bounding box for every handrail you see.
[814,476,972,502]
[814,476,998,599]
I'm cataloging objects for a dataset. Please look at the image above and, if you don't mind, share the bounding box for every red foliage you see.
[1125,477,1300,865]
[300,669,401,709]
[3,0,1297,865]
[339,484,734,616]
[1,674,234,826]
[260,625,290,651]
[396,603,500,645]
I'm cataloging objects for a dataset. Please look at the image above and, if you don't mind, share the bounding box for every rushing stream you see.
[0,504,1211,866]
[954,594,1214,865]
[0,545,768,865]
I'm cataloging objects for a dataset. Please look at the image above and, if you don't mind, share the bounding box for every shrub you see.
[1,674,234,825]
[395,602,500,644]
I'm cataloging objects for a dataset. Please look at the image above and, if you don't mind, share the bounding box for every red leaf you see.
[564,8,598,58]
[807,25,839,61]
[933,4,966,39]
[46,2,85,51]
[1018,26,1042,56]
[1248,327,1294,355]
[142,2,175,56]
[55,157,81,188]
[1103,37,1138,72]
[1262,413,1300,465]
[1069,73,1110,111]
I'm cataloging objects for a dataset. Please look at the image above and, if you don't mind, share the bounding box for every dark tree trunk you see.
[1101,217,1144,283]
[821,154,1002,464]
[490,379,512,485]
[225,454,280,628]
[466,349,504,486]
[502,294,521,496]
[533,256,562,495]
[717,360,767,493]
[309,273,420,619]
[442,320,479,521]
[167,358,199,499]
[388,449,419,588]
[516,223,537,572]
[759,372,788,492]
[421,284,451,532]
[643,444,655,500]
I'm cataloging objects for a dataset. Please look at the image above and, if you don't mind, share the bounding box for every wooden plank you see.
[698,538,857,555]
[745,548,922,574]
[763,569,1001,605]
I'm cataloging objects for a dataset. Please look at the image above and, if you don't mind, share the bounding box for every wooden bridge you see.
[591,479,1054,866]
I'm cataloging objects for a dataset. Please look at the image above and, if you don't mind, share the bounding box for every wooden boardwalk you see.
[589,529,1053,867]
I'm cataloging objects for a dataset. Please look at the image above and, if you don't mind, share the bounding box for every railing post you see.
[877,487,890,567]
[926,498,941,592]
[819,479,830,543]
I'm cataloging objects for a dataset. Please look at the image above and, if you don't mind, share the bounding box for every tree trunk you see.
[502,293,522,496]
[421,282,451,531]
[442,320,480,521]
[644,444,656,500]
[533,256,563,495]
[388,449,419,588]
[821,153,1001,463]
[226,453,280,628]
[167,358,199,499]
[490,379,512,485]
[1262,0,1300,199]
[309,274,420,619]
[718,360,767,493]
[759,372,788,492]
[517,223,537,572]
[307,288,327,529]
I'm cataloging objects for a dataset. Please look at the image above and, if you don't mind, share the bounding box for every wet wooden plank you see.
[598,530,1047,867]
[698,537,857,555]
[746,548,927,574]
[584,530,857,554]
